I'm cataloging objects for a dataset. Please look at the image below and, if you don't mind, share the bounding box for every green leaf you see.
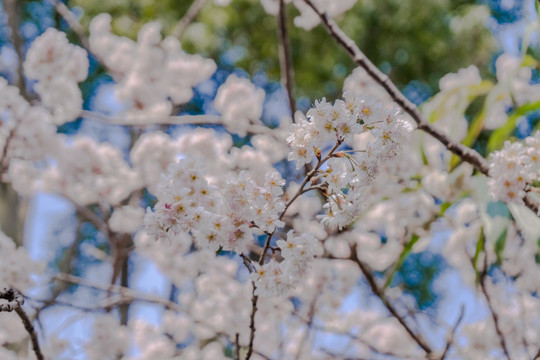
[473,226,485,285]
[450,106,487,170]
[494,227,508,266]
[383,234,420,290]
[487,100,540,153]
[216,246,224,255]
[522,54,539,68]
[439,202,452,216]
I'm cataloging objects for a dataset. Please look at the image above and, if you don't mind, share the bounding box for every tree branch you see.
[348,245,433,355]
[54,0,90,49]
[245,284,258,360]
[277,0,296,117]
[4,0,30,101]
[53,273,181,311]
[171,0,209,39]
[0,288,44,360]
[439,304,465,360]
[478,236,513,360]
[300,0,539,216]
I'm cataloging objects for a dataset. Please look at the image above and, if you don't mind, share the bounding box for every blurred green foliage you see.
[68,0,497,102]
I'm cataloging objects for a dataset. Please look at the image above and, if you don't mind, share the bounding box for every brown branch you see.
[348,245,433,355]
[171,0,209,39]
[478,236,513,360]
[54,1,90,49]
[0,288,44,360]
[4,0,30,101]
[53,273,181,311]
[245,283,258,360]
[235,332,241,360]
[277,0,296,117]
[439,304,465,360]
[300,0,540,216]
[294,287,320,360]
[246,139,343,358]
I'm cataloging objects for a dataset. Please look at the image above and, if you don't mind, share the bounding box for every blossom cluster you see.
[24,28,89,124]
[259,0,357,30]
[145,157,286,254]
[89,14,216,121]
[0,79,57,169]
[488,131,540,205]
[0,230,44,291]
[250,230,321,296]
[214,74,266,137]
[288,92,413,228]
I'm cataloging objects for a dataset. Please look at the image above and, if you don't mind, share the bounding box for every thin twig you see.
[276,0,296,117]
[439,304,465,360]
[80,110,281,137]
[53,273,181,311]
[245,284,258,360]
[54,0,90,49]
[294,287,320,360]
[348,245,433,355]
[235,332,241,360]
[0,288,44,360]
[246,139,344,359]
[171,0,209,39]
[4,0,30,101]
[478,236,513,360]
[300,0,539,216]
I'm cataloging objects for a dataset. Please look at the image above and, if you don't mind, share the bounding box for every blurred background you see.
[0,0,538,357]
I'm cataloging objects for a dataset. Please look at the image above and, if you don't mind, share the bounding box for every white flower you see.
[488,135,540,205]
[249,259,293,296]
[0,230,45,291]
[214,75,265,136]
[108,206,145,233]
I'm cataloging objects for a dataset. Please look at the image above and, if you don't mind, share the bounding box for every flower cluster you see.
[249,230,321,296]
[145,158,286,254]
[89,14,216,121]
[259,0,357,31]
[288,92,413,229]
[39,136,141,206]
[0,79,57,167]
[214,74,266,137]
[0,230,44,291]
[24,28,89,124]
[488,131,540,205]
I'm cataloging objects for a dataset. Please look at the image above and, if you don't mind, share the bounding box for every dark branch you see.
[0,288,44,360]
[277,0,296,117]
[4,0,30,101]
[439,304,465,360]
[348,246,433,355]
[300,0,539,216]
[172,0,209,39]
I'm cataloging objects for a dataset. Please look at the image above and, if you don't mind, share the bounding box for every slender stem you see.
[439,304,465,360]
[171,0,209,39]
[348,245,433,355]
[300,0,540,216]
[277,0,296,117]
[0,289,44,360]
[4,0,29,101]
[54,273,181,311]
[245,284,258,360]
[54,1,90,49]
[235,333,240,360]
[246,140,343,359]
[294,288,320,360]
[478,236,513,360]
[281,139,343,217]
